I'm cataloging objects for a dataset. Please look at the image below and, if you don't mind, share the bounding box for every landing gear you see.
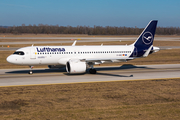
[28,66,33,74]
[89,64,96,74]
[89,68,96,74]
[29,71,33,74]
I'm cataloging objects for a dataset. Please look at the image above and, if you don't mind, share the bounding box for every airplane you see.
[6,20,160,74]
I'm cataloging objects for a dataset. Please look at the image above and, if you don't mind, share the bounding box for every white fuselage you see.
[7,45,134,66]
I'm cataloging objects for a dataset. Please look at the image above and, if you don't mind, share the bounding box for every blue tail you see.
[130,20,158,57]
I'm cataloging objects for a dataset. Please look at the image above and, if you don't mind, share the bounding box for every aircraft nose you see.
[6,55,15,64]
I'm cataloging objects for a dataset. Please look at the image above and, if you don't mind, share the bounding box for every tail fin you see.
[131,20,158,57]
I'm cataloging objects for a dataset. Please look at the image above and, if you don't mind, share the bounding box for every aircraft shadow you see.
[88,64,152,77]
[95,72,133,77]
[94,64,152,71]
[6,68,66,74]
[6,64,152,75]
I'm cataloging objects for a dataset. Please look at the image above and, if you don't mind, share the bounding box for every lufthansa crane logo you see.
[142,32,153,45]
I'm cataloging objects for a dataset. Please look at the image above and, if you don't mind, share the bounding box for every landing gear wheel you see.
[29,70,33,74]
[89,69,96,74]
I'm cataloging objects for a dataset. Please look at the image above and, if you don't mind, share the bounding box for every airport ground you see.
[0,34,180,119]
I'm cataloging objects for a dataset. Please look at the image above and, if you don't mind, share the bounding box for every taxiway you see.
[0,64,180,87]
[0,36,180,45]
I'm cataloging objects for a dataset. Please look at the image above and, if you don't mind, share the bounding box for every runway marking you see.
[0,77,180,88]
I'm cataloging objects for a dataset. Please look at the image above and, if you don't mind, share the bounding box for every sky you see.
[0,0,180,28]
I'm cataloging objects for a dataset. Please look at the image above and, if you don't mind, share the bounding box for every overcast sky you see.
[0,0,180,27]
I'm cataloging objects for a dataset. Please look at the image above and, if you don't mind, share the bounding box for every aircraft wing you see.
[82,58,134,64]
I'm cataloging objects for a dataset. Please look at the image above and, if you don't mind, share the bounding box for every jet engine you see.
[66,59,86,74]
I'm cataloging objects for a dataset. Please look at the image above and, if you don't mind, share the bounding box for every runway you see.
[0,64,180,87]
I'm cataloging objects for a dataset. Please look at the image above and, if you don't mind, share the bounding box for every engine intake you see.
[66,59,86,74]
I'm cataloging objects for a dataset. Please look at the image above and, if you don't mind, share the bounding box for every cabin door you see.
[30,47,36,59]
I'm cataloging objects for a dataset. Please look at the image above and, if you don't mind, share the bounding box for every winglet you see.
[143,45,153,57]
[72,40,77,46]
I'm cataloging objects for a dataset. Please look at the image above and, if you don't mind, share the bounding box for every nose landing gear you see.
[28,66,33,74]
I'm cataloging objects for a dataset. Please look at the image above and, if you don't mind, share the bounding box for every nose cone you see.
[6,55,17,64]
[6,55,13,64]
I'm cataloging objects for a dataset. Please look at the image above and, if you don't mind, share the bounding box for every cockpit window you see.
[13,51,25,55]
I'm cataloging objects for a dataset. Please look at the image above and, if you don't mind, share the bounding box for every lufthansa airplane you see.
[7,20,160,74]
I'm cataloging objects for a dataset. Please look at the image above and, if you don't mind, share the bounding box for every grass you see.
[0,79,180,119]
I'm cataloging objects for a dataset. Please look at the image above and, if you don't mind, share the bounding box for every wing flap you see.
[81,58,134,64]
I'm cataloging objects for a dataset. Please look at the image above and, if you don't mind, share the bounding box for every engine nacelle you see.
[66,59,86,74]
[48,65,65,69]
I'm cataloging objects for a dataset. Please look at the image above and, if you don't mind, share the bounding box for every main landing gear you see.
[89,68,96,74]
[28,66,33,74]
[89,65,96,74]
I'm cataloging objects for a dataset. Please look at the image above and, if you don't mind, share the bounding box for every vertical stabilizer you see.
[130,20,158,57]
